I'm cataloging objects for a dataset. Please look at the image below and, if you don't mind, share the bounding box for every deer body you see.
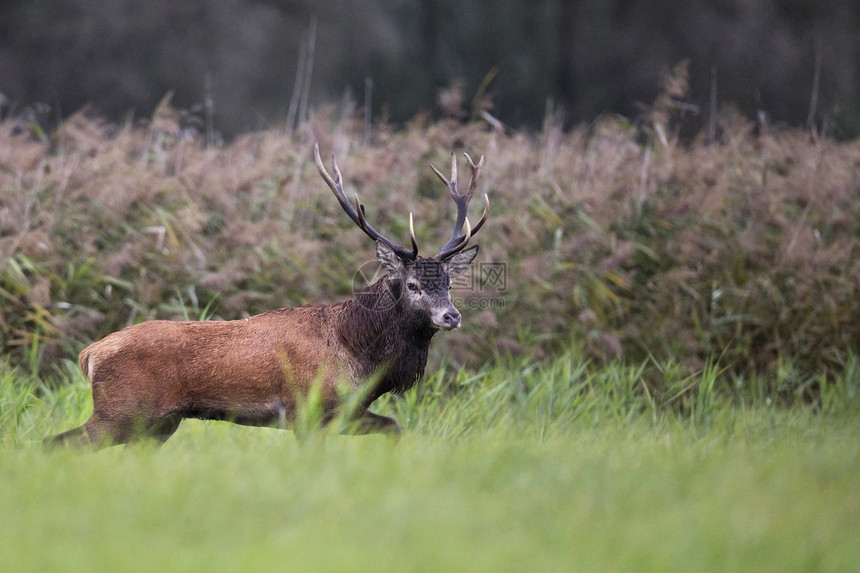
[47,145,488,448]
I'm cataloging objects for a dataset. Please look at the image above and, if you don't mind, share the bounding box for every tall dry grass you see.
[2,89,859,399]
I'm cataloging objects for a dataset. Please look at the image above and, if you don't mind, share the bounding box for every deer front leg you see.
[346,410,401,437]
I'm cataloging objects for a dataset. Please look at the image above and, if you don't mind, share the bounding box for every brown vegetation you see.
[2,93,859,397]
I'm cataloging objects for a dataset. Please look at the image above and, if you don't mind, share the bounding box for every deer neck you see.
[338,279,435,393]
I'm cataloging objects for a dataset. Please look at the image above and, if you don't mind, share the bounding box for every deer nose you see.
[443,309,461,329]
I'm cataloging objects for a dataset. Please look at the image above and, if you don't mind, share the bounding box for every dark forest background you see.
[1,0,859,138]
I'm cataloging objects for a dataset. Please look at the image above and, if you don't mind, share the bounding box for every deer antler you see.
[315,144,418,261]
[431,152,489,259]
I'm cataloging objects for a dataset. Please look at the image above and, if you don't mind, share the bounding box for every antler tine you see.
[460,216,472,247]
[314,143,354,222]
[433,151,488,259]
[430,153,457,192]
[314,143,418,260]
[471,193,490,234]
[353,193,369,232]
[409,212,418,255]
[464,152,484,197]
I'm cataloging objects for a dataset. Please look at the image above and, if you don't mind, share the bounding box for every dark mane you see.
[338,278,436,396]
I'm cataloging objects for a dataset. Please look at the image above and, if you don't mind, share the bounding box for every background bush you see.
[2,79,859,400]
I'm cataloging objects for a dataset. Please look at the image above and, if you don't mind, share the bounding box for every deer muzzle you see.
[433,306,462,330]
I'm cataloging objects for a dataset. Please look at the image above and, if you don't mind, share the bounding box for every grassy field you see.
[2,349,858,572]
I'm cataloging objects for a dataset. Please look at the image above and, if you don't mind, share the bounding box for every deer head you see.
[314,144,489,331]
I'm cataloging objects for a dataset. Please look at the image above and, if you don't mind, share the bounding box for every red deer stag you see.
[46,144,489,448]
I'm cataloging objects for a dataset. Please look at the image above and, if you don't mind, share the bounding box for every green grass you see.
[1,351,859,572]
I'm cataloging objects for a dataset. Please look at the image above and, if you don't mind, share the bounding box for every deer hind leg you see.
[44,412,135,450]
[84,412,182,448]
[83,412,137,448]
[44,425,90,449]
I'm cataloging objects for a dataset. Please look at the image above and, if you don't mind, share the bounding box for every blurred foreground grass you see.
[2,350,858,572]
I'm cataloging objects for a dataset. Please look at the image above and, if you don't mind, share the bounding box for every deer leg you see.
[44,425,90,449]
[346,410,401,437]
[83,413,136,449]
[72,412,182,449]
[231,399,290,428]
[43,412,135,450]
[144,414,183,444]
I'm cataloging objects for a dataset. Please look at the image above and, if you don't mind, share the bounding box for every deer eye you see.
[407,281,421,292]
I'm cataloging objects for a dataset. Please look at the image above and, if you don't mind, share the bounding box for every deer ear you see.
[444,245,479,277]
[376,241,406,280]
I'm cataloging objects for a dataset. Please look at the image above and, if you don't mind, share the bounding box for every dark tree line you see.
[1,0,858,137]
